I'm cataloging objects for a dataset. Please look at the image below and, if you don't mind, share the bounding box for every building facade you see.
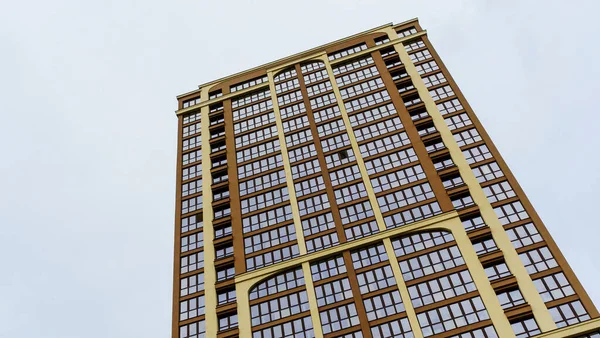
[172,18,599,338]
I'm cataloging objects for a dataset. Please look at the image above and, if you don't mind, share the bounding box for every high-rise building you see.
[172,18,599,338]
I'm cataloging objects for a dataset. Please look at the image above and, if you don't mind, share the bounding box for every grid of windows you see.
[429,85,455,101]
[365,147,418,175]
[454,128,482,147]
[239,170,286,196]
[399,245,465,281]
[371,165,426,193]
[377,183,435,213]
[363,290,405,320]
[336,66,379,86]
[345,91,391,113]
[310,93,337,110]
[180,273,204,296]
[511,317,541,338]
[183,163,202,181]
[246,244,300,271]
[273,68,297,82]
[233,100,273,121]
[329,43,368,60]
[494,201,530,225]
[549,301,590,328]
[288,143,317,163]
[345,220,379,242]
[183,112,201,124]
[301,61,325,73]
[320,303,360,334]
[484,262,511,281]
[236,139,280,163]
[183,150,202,165]
[533,272,575,302]
[295,176,326,197]
[339,200,374,225]
[317,118,346,137]
[235,125,278,148]
[306,81,333,97]
[359,132,411,158]
[415,60,439,75]
[179,320,206,338]
[497,288,525,309]
[298,193,330,216]
[417,297,489,337]
[275,78,300,94]
[371,317,414,338]
[520,246,558,274]
[314,278,353,306]
[182,196,203,214]
[506,223,543,249]
[383,202,442,229]
[249,267,305,300]
[280,102,306,119]
[322,133,351,153]
[422,72,447,88]
[408,270,476,308]
[181,232,203,252]
[330,165,362,186]
[304,69,328,85]
[292,159,321,180]
[306,232,339,253]
[348,103,396,127]
[314,105,342,123]
[240,187,289,214]
[182,179,202,197]
[325,148,356,169]
[230,75,268,92]
[354,117,403,142]
[232,90,271,109]
[392,231,454,256]
[472,162,504,183]
[460,213,486,232]
[356,265,396,294]
[183,136,202,151]
[351,243,388,269]
[333,56,374,75]
[448,326,498,338]
[472,237,498,255]
[252,316,314,338]
[286,129,313,147]
[311,256,347,281]
[335,182,368,205]
[340,78,385,99]
[437,98,463,115]
[234,112,275,134]
[250,290,310,326]
[445,113,473,131]
[483,181,516,203]
[181,214,202,234]
[242,204,293,233]
[238,154,283,179]
[180,295,205,320]
[244,224,296,254]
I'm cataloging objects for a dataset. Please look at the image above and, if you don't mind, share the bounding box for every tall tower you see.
[172,18,599,338]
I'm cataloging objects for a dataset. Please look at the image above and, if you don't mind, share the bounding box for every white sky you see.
[1,0,599,337]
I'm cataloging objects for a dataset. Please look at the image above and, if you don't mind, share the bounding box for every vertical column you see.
[391,34,557,331]
[200,87,218,338]
[302,262,325,338]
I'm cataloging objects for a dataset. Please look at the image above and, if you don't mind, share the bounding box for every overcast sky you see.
[1,0,599,337]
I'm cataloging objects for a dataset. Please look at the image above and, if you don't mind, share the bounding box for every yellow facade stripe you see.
[382,238,424,338]
[302,262,325,338]
[391,33,558,331]
[266,71,307,255]
[199,87,218,338]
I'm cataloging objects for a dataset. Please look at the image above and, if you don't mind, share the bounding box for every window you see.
[330,165,362,186]
[239,170,286,196]
[301,61,325,73]
[520,246,558,274]
[404,39,425,52]
[236,139,280,163]
[314,105,342,123]
[321,133,351,153]
[278,90,303,106]
[451,193,475,210]
[447,326,498,338]
[233,100,273,121]
[340,78,385,99]
[317,118,346,137]
[356,265,396,294]
[363,290,405,320]
[371,165,426,193]
[320,303,360,334]
[442,174,464,190]
[289,143,317,163]
[179,320,206,338]
[252,316,314,338]
[182,150,201,165]
[345,91,391,113]
[391,231,454,256]
[217,288,236,305]
[383,202,442,229]
[463,144,493,165]
[216,265,235,281]
[310,93,337,109]
[181,232,203,252]
[249,267,305,300]
[235,125,278,148]
[345,220,379,242]
[484,261,511,281]
[348,103,396,127]
[377,183,435,213]
[182,196,202,214]
[371,317,413,338]
[246,244,300,271]
[328,43,368,60]
[506,223,543,249]
[182,96,201,109]
[181,214,203,233]
[422,72,447,88]
[433,155,455,171]
[415,60,439,75]
[364,147,418,175]
[182,179,202,197]
[180,295,205,320]
[354,117,403,142]
[325,148,356,169]
[399,245,465,281]
[549,301,590,328]
[183,111,201,124]
[238,154,283,179]
[351,243,389,269]
[218,312,238,331]
[460,213,486,232]
[339,201,374,225]
[311,255,347,282]
[306,81,333,97]
[295,176,325,197]
[240,187,289,214]
[279,102,306,119]
[232,89,270,109]
[534,272,575,302]
[336,66,379,86]
[454,128,482,147]
[242,204,293,234]
[314,278,353,306]
[183,163,202,181]
[303,69,328,85]
[230,75,268,92]
[483,181,516,203]
[275,78,300,94]
[244,224,296,254]
[335,182,368,204]
[445,113,473,131]
[298,193,329,216]
[511,317,541,338]
[472,162,504,183]
[397,27,418,37]
[437,98,463,115]
[333,56,374,75]
[429,85,455,101]
[183,135,202,151]
[409,49,432,63]
[497,288,526,309]
[251,290,310,326]
[273,67,297,82]
[359,132,411,158]
[408,270,476,308]
[291,158,321,179]
[306,232,339,253]
[215,244,233,260]
[286,129,313,147]
[180,273,204,296]
[417,297,489,337]
[494,201,529,225]
[472,237,498,255]
[283,115,309,133]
